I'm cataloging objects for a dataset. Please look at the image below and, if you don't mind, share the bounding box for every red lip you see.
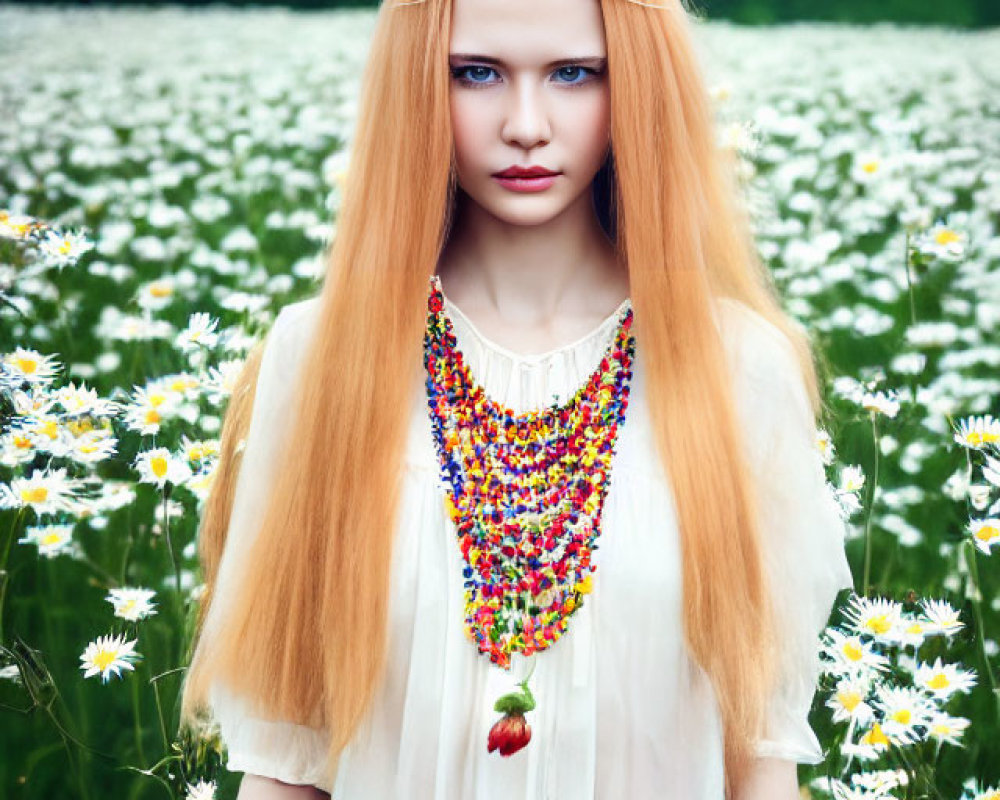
[494,165,560,179]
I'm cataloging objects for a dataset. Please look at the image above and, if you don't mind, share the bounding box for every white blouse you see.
[200,284,854,799]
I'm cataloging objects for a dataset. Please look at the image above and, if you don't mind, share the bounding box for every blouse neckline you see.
[437,280,632,363]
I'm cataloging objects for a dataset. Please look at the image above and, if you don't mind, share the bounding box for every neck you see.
[436,191,628,326]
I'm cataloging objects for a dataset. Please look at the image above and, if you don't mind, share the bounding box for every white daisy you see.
[9,467,85,517]
[821,628,891,677]
[106,587,158,622]
[1,425,40,465]
[851,769,908,795]
[969,518,1000,555]
[122,385,181,436]
[184,779,217,800]
[179,435,220,467]
[136,276,177,312]
[79,633,142,683]
[926,711,970,746]
[2,348,62,387]
[914,657,977,700]
[920,599,965,639]
[860,389,900,419]
[851,153,884,185]
[815,429,836,465]
[64,428,118,466]
[18,523,76,558]
[915,223,966,262]
[0,210,40,240]
[843,594,904,644]
[893,613,931,649]
[54,382,121,418]
[202,358,246,406]
[873,685,933,745]
[826,675,876,726]
[176,312,220,352]
[36,228,94,268]
[953,415,1000,451]
[839,465,866,494]
[134,447,193,489]
[844,722,892,760]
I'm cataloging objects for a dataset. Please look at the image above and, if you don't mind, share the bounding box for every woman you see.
[180,0,854,798]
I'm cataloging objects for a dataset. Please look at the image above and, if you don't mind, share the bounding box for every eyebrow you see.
[449,54,607,68]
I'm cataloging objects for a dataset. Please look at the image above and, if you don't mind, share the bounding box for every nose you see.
[501,77,552,149]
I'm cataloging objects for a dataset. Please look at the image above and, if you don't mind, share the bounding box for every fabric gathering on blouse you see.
[198,280,855,799]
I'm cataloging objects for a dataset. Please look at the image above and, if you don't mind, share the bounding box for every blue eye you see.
[450,65,600,88]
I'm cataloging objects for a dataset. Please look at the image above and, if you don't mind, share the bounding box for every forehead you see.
[449,0,607,61]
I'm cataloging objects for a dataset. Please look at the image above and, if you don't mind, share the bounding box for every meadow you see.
[0,5,998,799]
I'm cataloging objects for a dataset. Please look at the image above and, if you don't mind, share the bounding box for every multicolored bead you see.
[423,273,636,672]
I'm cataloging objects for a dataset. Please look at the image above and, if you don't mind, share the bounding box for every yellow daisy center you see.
[837,690,862,712]
[892,708,912,725]
[93,649,117,672]
[976,525,999,543]
[865,615,893,635]
[935,229,960,245]
[41,532,64,546]
[21,486,48,504]
[966,431,999,446]
[843,640,864,661]
[150,456,169,478]
[16,357,38,374]
[862,161,879,173]
[927,672,950,690]
[861,723,889,746]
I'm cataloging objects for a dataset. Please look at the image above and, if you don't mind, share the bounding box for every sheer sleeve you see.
[197,299,335,790]
[719,298,855,765]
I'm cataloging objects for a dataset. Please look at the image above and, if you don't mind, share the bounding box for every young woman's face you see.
[448,0,611,226]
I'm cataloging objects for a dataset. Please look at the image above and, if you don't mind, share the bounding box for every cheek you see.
[569,90,611,164]
[450,94,489,172]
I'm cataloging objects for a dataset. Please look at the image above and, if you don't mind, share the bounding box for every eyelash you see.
[450,65,602,89]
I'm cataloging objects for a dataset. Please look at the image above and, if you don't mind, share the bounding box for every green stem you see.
[0,507,27,643]
[963,539,1000,720]
[903,231,918,326]
[131,669,147,766]
[161,486,181,595]
[861,414,881,596]
[152,673,171,752]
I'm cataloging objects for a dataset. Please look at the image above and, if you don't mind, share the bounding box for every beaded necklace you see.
[423,274,637,756]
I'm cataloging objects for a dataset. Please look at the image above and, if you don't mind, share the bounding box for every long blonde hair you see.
[180,1,827,795]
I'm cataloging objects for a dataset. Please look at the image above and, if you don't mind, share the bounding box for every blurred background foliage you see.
[3,0,999,28]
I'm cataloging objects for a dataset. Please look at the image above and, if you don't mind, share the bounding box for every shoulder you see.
[273,295,323,346]
[711,295,804,392]
[256,295,323,398]
[710,296,816,462]
[267,295,323,364]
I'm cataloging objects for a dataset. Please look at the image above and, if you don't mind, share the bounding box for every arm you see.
[238,774,331,800]
[735,758,800,800]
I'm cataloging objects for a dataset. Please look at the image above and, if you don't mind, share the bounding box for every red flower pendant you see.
[487,712,532,757]
[486,673,536,757]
